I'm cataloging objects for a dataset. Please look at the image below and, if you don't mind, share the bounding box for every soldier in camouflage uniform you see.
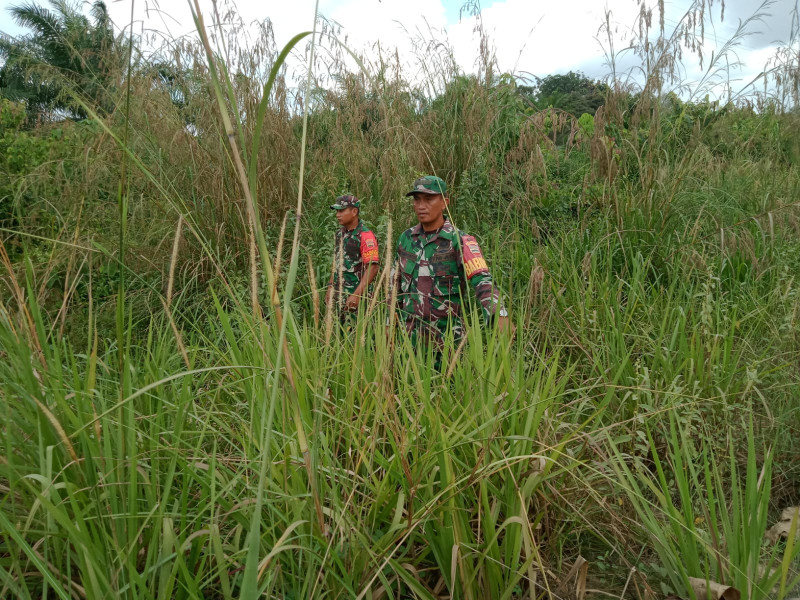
[326,195,379,322]
[389,175,509,348]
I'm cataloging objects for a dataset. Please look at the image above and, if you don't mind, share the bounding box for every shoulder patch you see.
[361,231,379,263]
[460,234,489,279]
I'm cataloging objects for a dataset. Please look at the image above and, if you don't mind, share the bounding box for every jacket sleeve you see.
[360,230,379,263]
[458,234,505,321]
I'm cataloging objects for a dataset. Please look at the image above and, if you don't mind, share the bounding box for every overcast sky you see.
[1,0,796,99]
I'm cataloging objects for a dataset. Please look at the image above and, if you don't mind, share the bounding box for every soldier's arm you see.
[459,234,506,323]
[358,263,379,293]
[352,231,380,299]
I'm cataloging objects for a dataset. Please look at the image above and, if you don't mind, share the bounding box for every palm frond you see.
[9,2,63,41]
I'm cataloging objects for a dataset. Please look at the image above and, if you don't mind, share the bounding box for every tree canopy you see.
[0,0,126,121]
[519,71,608,116]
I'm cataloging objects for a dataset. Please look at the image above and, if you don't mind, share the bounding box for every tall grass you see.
[2,208,798,596]
[610,415,800,600]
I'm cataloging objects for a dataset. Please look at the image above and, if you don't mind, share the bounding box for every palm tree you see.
[0,0,126,121]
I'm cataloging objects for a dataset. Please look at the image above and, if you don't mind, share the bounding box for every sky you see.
[0,0,796,100]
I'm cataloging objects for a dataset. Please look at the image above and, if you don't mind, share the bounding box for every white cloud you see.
[0,0,788,100]
[102,0,317,54]
[328,0,447,51]
[447,0,643,79]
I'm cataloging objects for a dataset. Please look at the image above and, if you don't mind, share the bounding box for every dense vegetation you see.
[1,0,799,598]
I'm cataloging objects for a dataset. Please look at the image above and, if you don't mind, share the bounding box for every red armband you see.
[461,235,489,279]
[361,231,379,263]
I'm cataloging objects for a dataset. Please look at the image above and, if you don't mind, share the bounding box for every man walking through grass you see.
[326,194,379,323]
[388,175,509,353]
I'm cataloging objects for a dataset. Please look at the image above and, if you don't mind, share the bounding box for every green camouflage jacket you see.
[331,220,379,304]
[389,219,504,344]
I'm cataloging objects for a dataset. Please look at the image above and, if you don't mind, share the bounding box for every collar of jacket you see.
[340,219,363,235]
[410,219,458,242]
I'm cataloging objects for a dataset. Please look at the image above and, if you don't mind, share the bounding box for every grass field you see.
[1,0,799,598]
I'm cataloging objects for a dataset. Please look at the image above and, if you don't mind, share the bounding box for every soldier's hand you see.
[345,294,360,311]
[496,316,515,337]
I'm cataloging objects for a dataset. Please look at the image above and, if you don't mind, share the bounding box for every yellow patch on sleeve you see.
[464,257,488,278]
[461,234,488,278]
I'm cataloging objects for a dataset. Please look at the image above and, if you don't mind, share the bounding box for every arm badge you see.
[361,231,379,263]
[461,235,489,279]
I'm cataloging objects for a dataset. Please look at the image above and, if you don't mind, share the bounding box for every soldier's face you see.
[335,207,358,228]
[412,193,447,226]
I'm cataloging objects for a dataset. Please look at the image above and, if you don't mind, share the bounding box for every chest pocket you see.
[432,273,462,296]
[397,248,418,293]
[430,247,455,266]
[430,245,459,293]
[433,248,459,294]
[344,234,362,265]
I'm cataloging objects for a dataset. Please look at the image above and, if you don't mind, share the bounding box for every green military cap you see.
[405,175,447,196]
[330,194,360,210]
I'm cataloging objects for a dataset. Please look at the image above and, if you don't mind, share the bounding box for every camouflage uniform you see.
[332,220,379,300]
[330,219,379,320]
[389,219,505,346]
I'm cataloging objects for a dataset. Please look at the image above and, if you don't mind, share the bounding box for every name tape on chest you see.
[461,235,489,279]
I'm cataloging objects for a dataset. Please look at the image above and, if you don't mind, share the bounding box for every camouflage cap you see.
[330,194,360,210]
[405,175,447,197]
